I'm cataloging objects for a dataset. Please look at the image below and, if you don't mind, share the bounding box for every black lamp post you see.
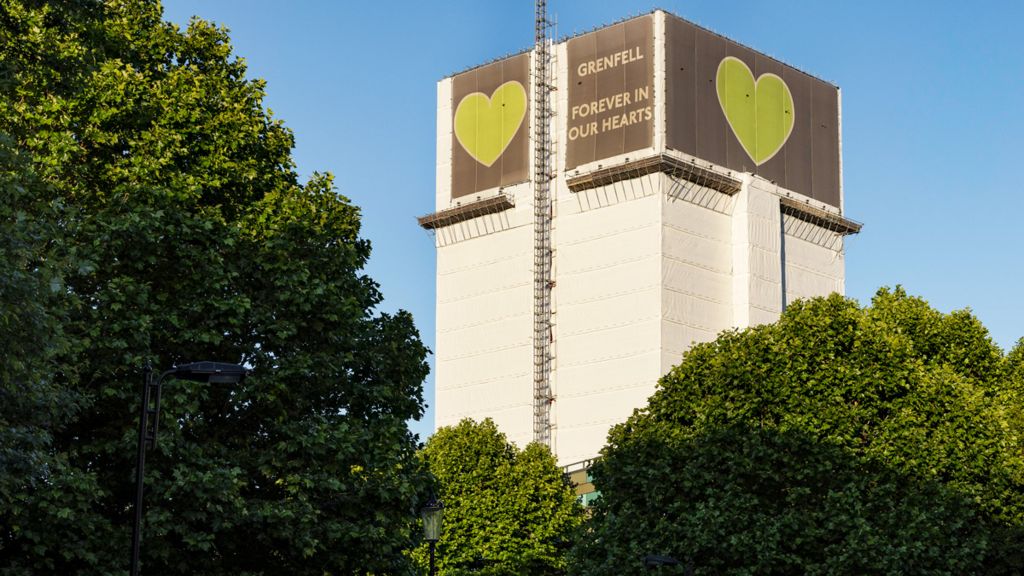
[421,498,444,576]
[130,361,247,576]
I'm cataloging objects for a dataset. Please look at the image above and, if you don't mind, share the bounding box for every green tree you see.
[418,419,583,575]
[0,1,430,573]
[571,288,1024,575]
[0,134,86,560]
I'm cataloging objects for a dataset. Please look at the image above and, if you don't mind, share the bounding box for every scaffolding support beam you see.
[779,196,862,236]
[416,193,515,230]
[566,154,743,196]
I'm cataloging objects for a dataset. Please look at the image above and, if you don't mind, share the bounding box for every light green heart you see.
[454,81,527,167]
[716,56,794,165]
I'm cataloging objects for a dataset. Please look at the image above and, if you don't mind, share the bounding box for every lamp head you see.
[643,555,681,568]
[421,498,443,542]
[173,361,247,384]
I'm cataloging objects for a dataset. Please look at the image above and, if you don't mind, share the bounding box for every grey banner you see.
[451,52,530,199]
[665,14,840,207]
[566,15,654,171]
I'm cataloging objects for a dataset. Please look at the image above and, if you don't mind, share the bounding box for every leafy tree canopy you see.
[0,1,431,573]
[419,419,584,575]
[572,289,1024,575]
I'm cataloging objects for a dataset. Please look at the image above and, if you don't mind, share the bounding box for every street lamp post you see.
[130,361,247,576]
[421,498,444,576]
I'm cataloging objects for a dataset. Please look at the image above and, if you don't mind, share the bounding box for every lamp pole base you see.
[429,541,436,576]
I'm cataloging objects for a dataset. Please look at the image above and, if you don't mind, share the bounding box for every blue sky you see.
[162,1,1024,442]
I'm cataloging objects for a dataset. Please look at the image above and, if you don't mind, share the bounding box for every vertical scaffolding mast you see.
[532,0,554,448]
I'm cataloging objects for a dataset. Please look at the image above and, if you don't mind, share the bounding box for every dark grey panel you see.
[621,17,654,157]
[566,15,653,170]
[782,66,813,200]
[693,27,728,169]
[450,52,530,199]
[593,23,627,162]
[663,13,841,208]
[665,16,697,155]
[566,31,596,169]
[811,80,840,207]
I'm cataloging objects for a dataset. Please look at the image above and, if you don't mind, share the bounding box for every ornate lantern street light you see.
[421,498,444,576]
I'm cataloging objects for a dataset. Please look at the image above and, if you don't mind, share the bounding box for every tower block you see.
[419,11,861,466]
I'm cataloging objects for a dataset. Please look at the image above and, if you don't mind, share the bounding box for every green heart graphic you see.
[716,56,795,165]
[454,81,527,167]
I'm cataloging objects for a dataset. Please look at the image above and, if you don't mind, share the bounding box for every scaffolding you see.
[565,153,743,196]
[532,0,554,449]
[416,193,515,230]
[778,196,862,236]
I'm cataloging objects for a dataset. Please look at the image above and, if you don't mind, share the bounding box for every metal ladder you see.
[532,0,554,448]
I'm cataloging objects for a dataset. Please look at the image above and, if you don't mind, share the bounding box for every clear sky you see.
[162,1,1024,442]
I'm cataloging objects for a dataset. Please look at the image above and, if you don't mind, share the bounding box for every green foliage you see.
[419,419,584,575]
[0,134,95,572]
[0,1,430,573]
[572,289,1024,575]
[0,136,61,466]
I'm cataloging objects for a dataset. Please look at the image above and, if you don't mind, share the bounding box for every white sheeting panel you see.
[558,257,661,307]
[661,258,733,302]
[436,342,532,391]
[661,287,731,334]
[730,178,784,327]
[557,422,619,465]
[558,228,660,277]
[786,262,843,300]
[437,286,531,333]
[559,192,660,243]
[747,214,780,253]
[556,349,661,407]
[747,179,782,213]
[437,254,533,304]
[556,364,662,460]
[436,313,532,363]
[748,245,782,284]
[436,361,531,402]
[557,373,656,400]
[436,224,532,276]
[749,275,783,318]
[558,319,662,369]
[662,224,732,273]
[786,258,843,284]
[749,307,781,327]
[559,287,661,339]
[784,230,844,276]
[436,371,532,414]
[786,264,843,297]
[435,343,532,446]
[783,216,845,304]
[661,320,718,357]
[662,186,733,239]
[745,180,782,252]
